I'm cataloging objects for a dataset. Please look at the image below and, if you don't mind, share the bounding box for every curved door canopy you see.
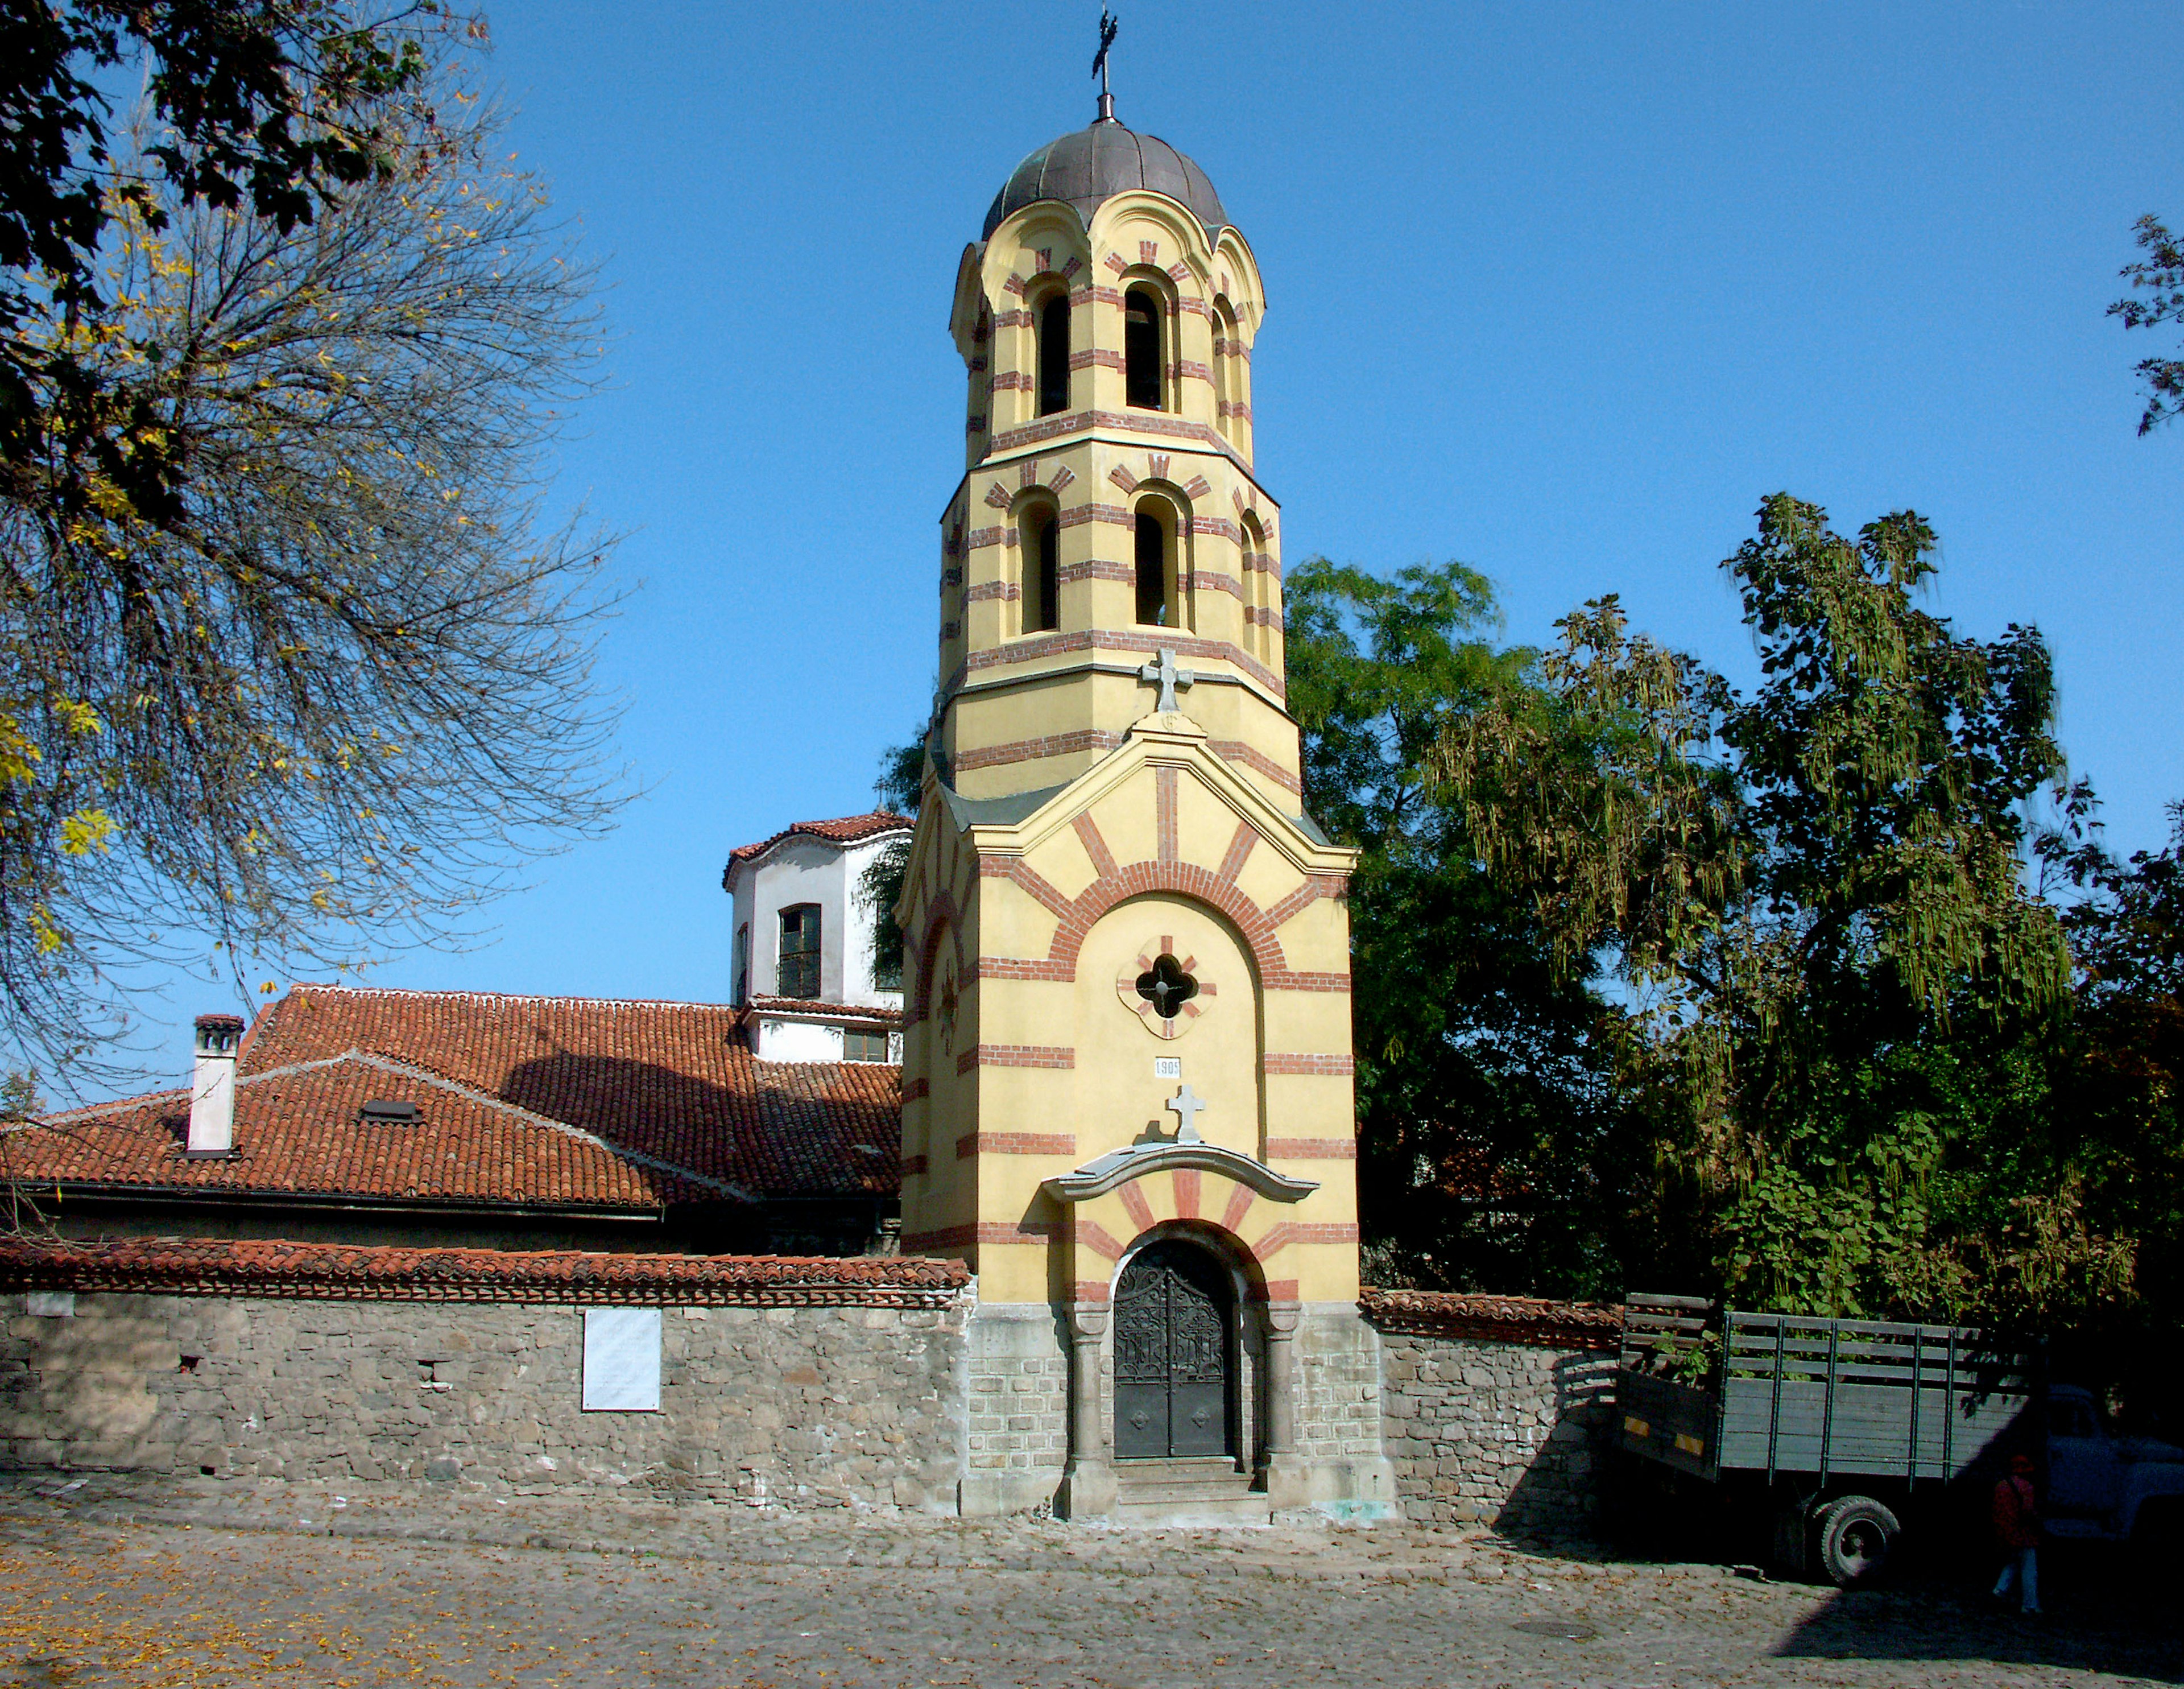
[1114,1239,1232,1459]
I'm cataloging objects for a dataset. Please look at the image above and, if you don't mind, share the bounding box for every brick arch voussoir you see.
[909,890,966,1021]
[1048,861,1286,982]
[1118,1214,1276,1306]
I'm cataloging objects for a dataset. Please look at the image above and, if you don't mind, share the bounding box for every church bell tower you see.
[896,80,1392,1522]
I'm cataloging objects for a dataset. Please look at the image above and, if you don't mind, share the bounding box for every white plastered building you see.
[722,812,912,1064]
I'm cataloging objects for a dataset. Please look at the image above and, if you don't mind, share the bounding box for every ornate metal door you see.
[1114,1240,1232,1459]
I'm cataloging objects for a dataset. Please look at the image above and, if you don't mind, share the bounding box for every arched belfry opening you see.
[1133,498,1177,628]
[1114,1237,1235,1460]
[1037,291,1070,416]
[1021,500,1060,634]
[1124,285,1163,410]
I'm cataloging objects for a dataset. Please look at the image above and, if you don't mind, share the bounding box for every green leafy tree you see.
[2027,790,2184,1338]
[2110,214,2184,435]
[1440,495,2077,1318]
[857,729,926,997]
[1285,559,1669,1297]
[1,46,621,1084]
[2,2,468,522]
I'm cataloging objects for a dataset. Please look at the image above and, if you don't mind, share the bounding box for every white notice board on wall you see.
[582,1307,661,1411]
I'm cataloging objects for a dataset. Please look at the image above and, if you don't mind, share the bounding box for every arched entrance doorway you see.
[1114,1238,1234,1459]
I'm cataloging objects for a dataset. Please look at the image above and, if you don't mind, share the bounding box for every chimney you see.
[186,1014,246,1156]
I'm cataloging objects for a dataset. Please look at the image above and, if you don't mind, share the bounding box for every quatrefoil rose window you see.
[1115,935,1217,1041]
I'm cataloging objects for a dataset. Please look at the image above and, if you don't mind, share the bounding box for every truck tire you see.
[1816,1494,1899,1588]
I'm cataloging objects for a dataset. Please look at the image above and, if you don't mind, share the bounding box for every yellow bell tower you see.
[898,85,1392,1522]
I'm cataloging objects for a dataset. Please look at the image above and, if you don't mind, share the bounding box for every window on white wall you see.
[779,903,821,1000]
[582,1307,661,1411]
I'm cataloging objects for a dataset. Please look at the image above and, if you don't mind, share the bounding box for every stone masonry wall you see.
[0,1292,970,1510]
[1365,1291,1621,1538]
[0,1241,975,1513]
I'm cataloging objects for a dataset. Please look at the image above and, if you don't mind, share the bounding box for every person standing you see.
[1992,1452,2043,1614]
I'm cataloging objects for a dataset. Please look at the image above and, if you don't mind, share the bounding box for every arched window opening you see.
[778,903,821,1000]
[1037,293,1070,416]
[1213,300,1242,440]
[1125,286,1163,410]
[1135,505,1172,627]
[1241,514,1268,661]
[1023,504,1060,634]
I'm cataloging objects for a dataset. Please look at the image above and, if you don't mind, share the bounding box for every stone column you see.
[1056,1303,1116,1519]
[1261,1300,1309,1509]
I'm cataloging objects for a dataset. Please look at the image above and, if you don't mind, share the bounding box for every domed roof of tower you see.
[982,115,1228,241]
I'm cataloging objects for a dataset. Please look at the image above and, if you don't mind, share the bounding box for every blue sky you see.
[92,1,2184,1092]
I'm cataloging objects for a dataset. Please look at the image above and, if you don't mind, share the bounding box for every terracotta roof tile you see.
[725,811,912,869]
[0,1236,967,1307]
[743,996,904,1026]
[1359,1287,1620,1351]
[20,985,903,1211]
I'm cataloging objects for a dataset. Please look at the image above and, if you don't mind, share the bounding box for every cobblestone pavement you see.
[0,1477,2171,1687]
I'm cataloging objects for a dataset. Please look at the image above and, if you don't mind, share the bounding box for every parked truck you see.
[1615,1293,2184,1585]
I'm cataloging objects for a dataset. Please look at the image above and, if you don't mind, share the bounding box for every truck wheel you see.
[1816,1494,1899,1588]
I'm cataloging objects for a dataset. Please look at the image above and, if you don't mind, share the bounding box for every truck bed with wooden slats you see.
[1618,1295,2034,1484]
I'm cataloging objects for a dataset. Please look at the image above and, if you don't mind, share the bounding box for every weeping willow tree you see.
[0,59,623,1088]
[1438,494,2088,1319]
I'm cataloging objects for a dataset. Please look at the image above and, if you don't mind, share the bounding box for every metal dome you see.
[981,117,1228,241]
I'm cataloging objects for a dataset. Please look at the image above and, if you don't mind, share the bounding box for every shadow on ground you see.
[1775,1581,2182,1684]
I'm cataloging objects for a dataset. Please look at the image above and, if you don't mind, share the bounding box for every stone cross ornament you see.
[1139,647,1197,715]
[1165,1084,1206,1143]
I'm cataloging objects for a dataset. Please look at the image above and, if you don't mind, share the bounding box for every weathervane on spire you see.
[1093,7,1119,122]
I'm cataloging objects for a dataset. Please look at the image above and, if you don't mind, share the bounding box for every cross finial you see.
[1165,1084,1206,1143]
[1093,7,1119,123]
[1138,647,1196,715]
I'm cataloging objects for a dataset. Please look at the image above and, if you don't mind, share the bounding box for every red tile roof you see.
[1359,1288,1620,1351]
[14,985,903,1212]
[743,996,905,1026]
[725,811,912,869]
[0,1237,967,1307]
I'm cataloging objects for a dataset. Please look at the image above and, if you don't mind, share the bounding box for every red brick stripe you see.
[978,856,1074,919]
[1261,1052,1355,1077]
[1221,1183,1256,1234]
[1264,1138,1357,1160]
[956,1131,1075,1158]
[1074,1219,1130,1259]
[1119,1182,1156,1232]
[956,1043,1074,1072]
[1073,812,1119,881]
[1209,740,1303,796]
[1266,873,1350,930]
[1215,820,1258,885]
[957,729,1122,772]
[1156,767,1179,864]
[1057,560,1135,585]
[1254,1221,1361,1257]
[901,1220,1057,1251]
[977,957,1073,982]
